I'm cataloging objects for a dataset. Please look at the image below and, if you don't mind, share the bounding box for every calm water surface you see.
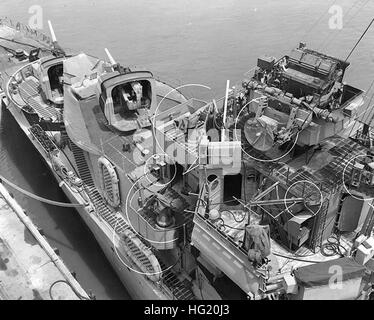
[0,0,374,299]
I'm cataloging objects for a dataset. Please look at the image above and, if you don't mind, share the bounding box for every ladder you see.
[309,197,330,251]
[159,261,195,300]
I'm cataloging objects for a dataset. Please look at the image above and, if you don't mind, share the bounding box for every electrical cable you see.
[321,235,348,257]
[272,252,324,264]
[220,210,247,223]
[216,218,246,232]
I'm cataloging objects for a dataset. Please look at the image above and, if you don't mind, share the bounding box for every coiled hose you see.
[321,235,348,257]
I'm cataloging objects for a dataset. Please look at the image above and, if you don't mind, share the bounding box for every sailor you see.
[244,225,271,265]
[123,82,142,110]
[142,96,151,109]
[332,83,343,107]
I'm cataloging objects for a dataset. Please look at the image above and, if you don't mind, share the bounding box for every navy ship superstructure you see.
[1,18,373,300]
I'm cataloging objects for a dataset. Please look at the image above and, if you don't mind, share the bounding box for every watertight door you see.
[338,196,363,232]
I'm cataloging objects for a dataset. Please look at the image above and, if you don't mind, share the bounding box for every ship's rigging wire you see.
[0,174,87,208]
[345,18,374,62]
[301,0,339,40]
[317,0,370,51]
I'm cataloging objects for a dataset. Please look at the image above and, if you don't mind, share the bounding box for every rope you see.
[49,280,93,300]
[0,175,87,208]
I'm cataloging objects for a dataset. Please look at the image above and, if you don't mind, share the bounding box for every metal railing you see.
[0,17,52,47]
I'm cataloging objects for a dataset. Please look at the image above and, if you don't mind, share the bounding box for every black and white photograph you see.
[0,0,373,309]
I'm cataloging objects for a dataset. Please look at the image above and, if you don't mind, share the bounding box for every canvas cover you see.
[294,257,366,287]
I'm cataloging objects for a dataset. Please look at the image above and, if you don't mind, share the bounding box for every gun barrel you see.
[105,48,117,66]
[48,20,57,43]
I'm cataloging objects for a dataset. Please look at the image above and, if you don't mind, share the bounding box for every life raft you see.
[98,156,120,207]
[118,228,162,282]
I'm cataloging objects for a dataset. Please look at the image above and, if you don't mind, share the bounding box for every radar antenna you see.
[244,117,275,152]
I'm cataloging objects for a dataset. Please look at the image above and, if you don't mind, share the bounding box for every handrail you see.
[6,62,40,114]
[0,17,53,48]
